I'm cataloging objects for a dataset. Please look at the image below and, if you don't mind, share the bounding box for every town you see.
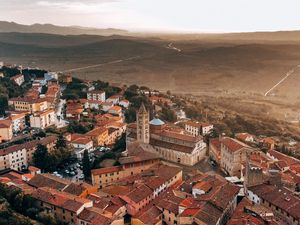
[0,61,299,225]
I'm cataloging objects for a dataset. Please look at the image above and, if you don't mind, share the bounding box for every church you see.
[126,104,207,166]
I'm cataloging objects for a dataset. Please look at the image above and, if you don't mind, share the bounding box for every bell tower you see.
[136,103,150,144]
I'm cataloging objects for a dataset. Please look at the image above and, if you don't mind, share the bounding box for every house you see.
[9,112,26,133]
[62,182,97,198]
[27,173,71,190]
[45,84,60,99]
[33,77,47,86]
[106,95,120,105]
[184,120,214,136]
[91,149,160,188]
[83,99,103,110]
[10,74,24,86]
[209,138,222,164]
[116,164,182,216]
[70,137,94,159]
[247,183,300,225]
[31,187,93,224]
[108,106,122,116]
[177,175,240,225]
[30,109,55,129]
[119,99,130,108]
[95,114,124,127]
[101,102,114,112]
[261,137,276,150]
[0,136,57,171]
[86,127,108,147]
[235,133,255,143]
[66,101,84,121]
[77,208,112,225]
[87,90,106,102]
[0,119,13,142]
[227,197,279,225]
[220,137,254,177]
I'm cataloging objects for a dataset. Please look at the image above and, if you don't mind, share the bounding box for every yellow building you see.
[9,97,48,113]
[86,127,108,146]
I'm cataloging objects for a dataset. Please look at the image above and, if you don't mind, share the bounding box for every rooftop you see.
[149,118,165,126]
[249,183,300,219]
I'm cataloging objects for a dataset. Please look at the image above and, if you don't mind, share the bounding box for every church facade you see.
[126,104,207,166]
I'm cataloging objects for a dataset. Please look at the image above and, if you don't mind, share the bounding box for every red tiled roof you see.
[268,150,299,166]
[32,187,91,213]
[124,184,153,204]
[249,184,300,219]
[0,119,11,128]
[78,208,111,225]
[222,137,248,153]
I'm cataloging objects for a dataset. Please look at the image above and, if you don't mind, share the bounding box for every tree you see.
[37,211,57,225]
[82,150,91,179]
[160,105,177,122]
[56,134,67,149]
[32,144,57,172]
[33,144,48,171]
[40,85,48,95]
[0,95,8,116]
[54,134,71,166]
[67,121,91,134]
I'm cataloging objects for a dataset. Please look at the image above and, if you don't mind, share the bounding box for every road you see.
[54,99,68,128]
[166,43,181,52]
[264,64,300,96]
[62,56,140,73]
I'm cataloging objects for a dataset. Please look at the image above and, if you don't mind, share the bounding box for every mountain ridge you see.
[0,21,128,36]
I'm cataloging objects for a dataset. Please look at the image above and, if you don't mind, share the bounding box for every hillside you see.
[0,32,300,101]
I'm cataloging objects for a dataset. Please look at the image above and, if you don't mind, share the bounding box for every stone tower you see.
[136,103,150,144]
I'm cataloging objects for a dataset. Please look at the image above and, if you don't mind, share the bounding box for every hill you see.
[0,31,300,101]
[0,21,128,36]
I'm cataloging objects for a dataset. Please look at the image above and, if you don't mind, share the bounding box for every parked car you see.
[70,171,75,176]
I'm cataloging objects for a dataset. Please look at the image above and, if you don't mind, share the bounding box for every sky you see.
[1,0,300,32]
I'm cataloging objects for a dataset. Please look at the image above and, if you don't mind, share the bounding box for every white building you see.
[9,113,26,133]
[184,121,214,136]
[101,102,114,112]
[71,138,94,159]
[33,77,47,86]
[30,109,55,129]
[119,99,130,108]
[84,100,103,110]
[106,95,120,105]
[87,90,106,102]
[44,72,58,81]
[10,74,25,86]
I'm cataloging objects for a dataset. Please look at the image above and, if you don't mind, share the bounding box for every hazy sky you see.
[1,0,300,32]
